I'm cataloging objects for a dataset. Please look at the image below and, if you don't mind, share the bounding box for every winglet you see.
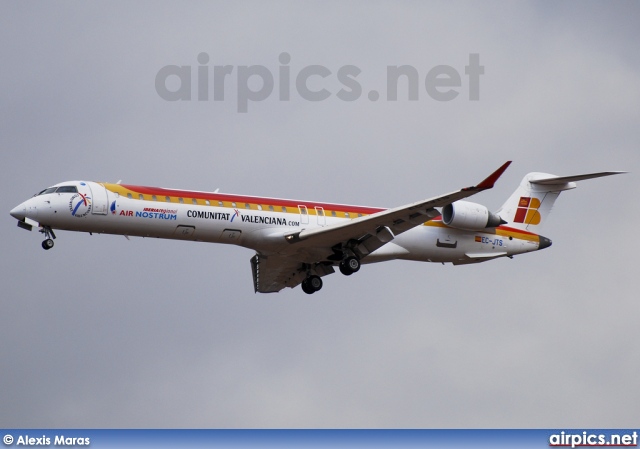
[471,161,512,191]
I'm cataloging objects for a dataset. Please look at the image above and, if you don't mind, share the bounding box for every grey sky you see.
[1,1,638,427]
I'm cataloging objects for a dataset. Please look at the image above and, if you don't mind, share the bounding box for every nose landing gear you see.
[39,226,56,250]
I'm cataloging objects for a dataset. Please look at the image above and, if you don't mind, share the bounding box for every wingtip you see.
[475,160,512,190]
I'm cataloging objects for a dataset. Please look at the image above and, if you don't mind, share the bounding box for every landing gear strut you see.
[339,256,360,276]
[301,275,323,294]
[40,226,56,250]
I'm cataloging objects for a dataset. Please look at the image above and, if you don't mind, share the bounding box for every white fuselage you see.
[10,180,544,266]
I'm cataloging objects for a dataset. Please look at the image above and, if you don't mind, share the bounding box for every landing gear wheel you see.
[39,226,56,250]
[308,275,322,291]
[339,256,360,275]
[301,279,315,294]
[339,263,352,276]
[301,275,323,294]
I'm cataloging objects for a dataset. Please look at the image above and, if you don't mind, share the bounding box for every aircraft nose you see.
[10,204,26,220]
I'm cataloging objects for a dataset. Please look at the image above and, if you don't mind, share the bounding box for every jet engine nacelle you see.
[442,200,504,231]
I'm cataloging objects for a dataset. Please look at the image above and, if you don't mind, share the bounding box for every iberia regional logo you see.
[514,196,541,225]
[69,193,92,217]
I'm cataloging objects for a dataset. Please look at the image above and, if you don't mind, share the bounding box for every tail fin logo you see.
[514,196,541,225]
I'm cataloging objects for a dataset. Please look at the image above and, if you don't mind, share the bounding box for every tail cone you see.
[539,236,552,250]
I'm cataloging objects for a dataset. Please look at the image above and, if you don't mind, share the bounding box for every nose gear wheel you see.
[39,226,56,250]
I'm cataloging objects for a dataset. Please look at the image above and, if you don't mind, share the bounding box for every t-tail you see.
[497,170,626,232]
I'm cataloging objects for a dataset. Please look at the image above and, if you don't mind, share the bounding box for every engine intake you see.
[442,200,505,231]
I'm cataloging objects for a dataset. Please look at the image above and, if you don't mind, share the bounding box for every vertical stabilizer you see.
[497,171,625,232]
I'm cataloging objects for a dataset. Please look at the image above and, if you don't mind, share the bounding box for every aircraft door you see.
[90,183,109,215]
[298,205,309,225]
[315,206,326,226]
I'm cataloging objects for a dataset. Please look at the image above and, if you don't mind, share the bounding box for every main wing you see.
[283,161,511,249]
[252,161,512,293]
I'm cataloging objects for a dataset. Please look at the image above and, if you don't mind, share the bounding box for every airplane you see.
[9,162,625,294]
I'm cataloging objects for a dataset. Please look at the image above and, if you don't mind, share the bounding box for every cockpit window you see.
[36,185,79,196]
[37,187,58,196]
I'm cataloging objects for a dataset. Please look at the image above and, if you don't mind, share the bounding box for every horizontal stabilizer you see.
[530,171,626,185]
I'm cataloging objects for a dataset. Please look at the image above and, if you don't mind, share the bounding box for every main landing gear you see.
[300,255,361,294]
[339,256,360,276]
[301,275,323,294]
[40,226,56,250]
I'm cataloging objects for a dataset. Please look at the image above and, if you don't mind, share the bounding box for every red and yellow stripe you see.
[103,183,382,219]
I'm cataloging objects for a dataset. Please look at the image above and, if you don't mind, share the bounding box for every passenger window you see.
[205,200,210,206]
[257,205,263,211]
[282,206,287,213]
[268,205,274,212]
[139,194,144,200]
[152,195,157,201]
[358,213,362,217]
[345,212,350,218]
[165,196,171,202]
[331,211,337,217]
[179,198,184,204]
[232,202,237,208]
[218,201,224,207]
[245,203,250,209]
[192,198,198,205]
[127,193,132,199]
